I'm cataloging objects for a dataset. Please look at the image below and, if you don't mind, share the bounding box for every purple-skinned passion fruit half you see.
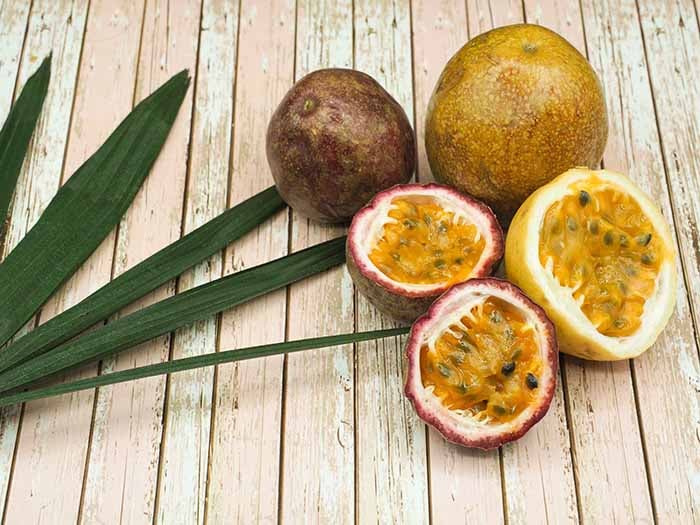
[266,68,416,223]
[347,183,503,322]
[405,278,558,449]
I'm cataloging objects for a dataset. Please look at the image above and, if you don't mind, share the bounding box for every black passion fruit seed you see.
[501,361,516,376]
[637,233,652,246]
[526,373,538,389]
[458,337,475,352]
[579,190,591,207]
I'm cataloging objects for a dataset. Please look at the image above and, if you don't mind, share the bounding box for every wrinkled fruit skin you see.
[404,278,559,449]
[425,24,608,222]
[267,68,416,223]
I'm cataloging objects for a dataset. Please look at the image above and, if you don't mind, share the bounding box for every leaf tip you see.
[39,53,52,74]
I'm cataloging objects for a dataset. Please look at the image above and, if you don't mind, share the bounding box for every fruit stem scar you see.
[522,42,538,54]
[302,98,316,113]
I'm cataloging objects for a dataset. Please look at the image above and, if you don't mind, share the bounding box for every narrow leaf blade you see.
[0,186,285,374]
[0,55,51,234]
[0,327,410,407]
[0,69,191,348]
[0,236,347,393]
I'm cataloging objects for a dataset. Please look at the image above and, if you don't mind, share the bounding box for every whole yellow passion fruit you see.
[425,24,608,222]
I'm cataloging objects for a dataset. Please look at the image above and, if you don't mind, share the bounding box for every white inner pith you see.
[417,287,548,427]
[356,190,493,292]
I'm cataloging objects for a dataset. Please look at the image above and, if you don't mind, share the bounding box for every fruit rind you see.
[347,183,504,322]
[404,278,558,450]
[506,167,677,360]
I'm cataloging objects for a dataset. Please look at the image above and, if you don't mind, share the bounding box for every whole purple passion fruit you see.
[347,183,503,322]
[266,69,416,223]
[404,278,558,449]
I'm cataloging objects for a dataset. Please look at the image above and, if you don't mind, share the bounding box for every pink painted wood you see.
[205,1,294,522]
[0,1,697,523]
[81,2,200,523]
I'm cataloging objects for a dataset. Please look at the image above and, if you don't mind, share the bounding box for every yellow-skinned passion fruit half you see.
[404,278,558,449]
[347,184,503,321]
[506,168,677,360]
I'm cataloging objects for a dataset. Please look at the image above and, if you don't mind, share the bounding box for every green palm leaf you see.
[0,69,191,348]
[0,236,347,393]
[0,186,284,374]
[0,327,410,407]
[0,55,51,236]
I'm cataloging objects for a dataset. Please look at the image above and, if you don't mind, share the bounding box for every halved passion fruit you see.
[506,168,677,360]
[347,183,503,322]
[404,278,558,449]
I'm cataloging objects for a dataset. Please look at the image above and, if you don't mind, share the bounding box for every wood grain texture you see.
[154,1,237,524]
[467,0,523,35]
[353,1,429,523]
[280,0,356,522]
[79,2,200,524]
[411,0,467,184]
[627,0,700,520]
[205,0,294,522]
[0,0,30,124]
[0,1,122,523]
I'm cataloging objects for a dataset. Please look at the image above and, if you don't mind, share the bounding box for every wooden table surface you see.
[1,0,699,523]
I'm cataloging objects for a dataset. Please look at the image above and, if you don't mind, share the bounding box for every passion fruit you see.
[506,167,677,360]
[404,278,558,449]
[347,183,503,322]
[266,68,416,223]
[425,24,608,221]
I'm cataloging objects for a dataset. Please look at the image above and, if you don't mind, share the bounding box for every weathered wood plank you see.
[0,1,129,523]
[204,0,294,522]
[280,0,355,522]
[527,3,662,523]
[467,0,523,35]
[626,0,700,520]
[79,2,200,524]
[0,0,30,121]
[412,0,467,184]
[153,1,238,524]
[0,0,32,509]
[353,1,428,523]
